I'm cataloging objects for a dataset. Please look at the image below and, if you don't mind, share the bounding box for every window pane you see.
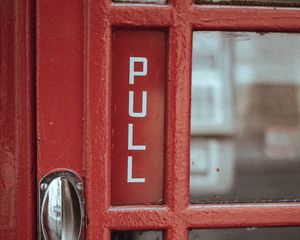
[111,231,163,240]
[191,31,300,203]
[190,227,300,240]
[113,0,167,4]
[195,0,300,7]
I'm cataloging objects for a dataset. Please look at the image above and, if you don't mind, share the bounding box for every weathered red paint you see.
[111,30,166,205]
[191,6,300,32]
[34,0,300,240]
[85,0,300,239]
[0,0,35,239]
[37,0,84,178]
[105,203,300,229]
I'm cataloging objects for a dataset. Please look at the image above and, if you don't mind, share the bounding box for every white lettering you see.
[127,156,145,183]
[128,123,146,150]
[129,91,147,117]
[129,57,148,85]
[127,56,148,184]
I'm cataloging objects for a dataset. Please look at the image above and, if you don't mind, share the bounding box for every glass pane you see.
[191,31,300,203]
[113,0,167,4]
[189,227,300,240]
[195,0,300,7]
[111,231,163,240]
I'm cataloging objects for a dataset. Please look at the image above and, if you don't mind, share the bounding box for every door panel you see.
[37,0,84,178]
[0,0,35,239]
[111,29,166,205]
[36,1,85,238]
[35,1,300,240]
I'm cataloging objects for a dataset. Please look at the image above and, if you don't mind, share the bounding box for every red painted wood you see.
[107,207,172,229]
[191,6,300,31]
[186,203,300,228]
[0,0,35,239]
[166,25,192,214]
[107,4,300,32]
[37,0,84,178]
[109,6,173,27]
[103,203,300,228]
[35,0,300,239]
[85,0,111,238]
[111,30,166,205]
[0,3,17,238]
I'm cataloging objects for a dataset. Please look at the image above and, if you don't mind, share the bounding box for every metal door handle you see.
[39,171,85,240]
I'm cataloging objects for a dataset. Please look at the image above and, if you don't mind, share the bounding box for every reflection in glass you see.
[195,0,300,7]
[113,0,166,3]
[111,231,163,240]
[189,227,300,240]
[191,32,300,203]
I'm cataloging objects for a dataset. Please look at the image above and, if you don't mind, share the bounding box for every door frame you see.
[4,0,299,239]
[85,1,300,239]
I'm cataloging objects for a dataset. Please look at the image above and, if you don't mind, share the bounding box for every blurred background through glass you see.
[111,231,163,240]
[189,227,300,240]
[191,31,300,203]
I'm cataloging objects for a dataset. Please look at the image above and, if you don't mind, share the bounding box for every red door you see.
[2,0,300,239]
[0,0,35,239]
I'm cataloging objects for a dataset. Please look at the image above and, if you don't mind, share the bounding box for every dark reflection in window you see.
[111,231,163,240]
[191,32,300,203]
[113,0,166,4]
[189,227,300,240]
[195,0,300,7]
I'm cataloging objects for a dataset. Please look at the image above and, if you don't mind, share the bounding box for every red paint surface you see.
[0,0,35,239]
[86,1,300,239]
[111,30,166,205]
[0,3,16,238]
[37,0,84,178]
[34,0,300,239]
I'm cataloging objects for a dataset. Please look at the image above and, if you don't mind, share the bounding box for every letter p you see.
[129,57,148,85]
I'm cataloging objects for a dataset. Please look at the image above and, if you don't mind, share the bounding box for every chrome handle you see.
[39,171,85,240]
